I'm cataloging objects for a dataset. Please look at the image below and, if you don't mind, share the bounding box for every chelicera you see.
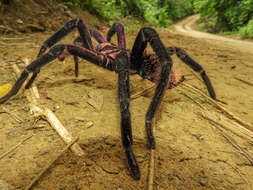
[0,19,220,180]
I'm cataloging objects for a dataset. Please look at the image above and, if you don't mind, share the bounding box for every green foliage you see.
[60,0,123,19]
[239,19,253,38]
[59,0,195,27]
[195,0,253,37]
[140,0,195,27]
[59,0,252,37]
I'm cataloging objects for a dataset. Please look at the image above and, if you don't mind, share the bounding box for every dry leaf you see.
[0,83,11,97]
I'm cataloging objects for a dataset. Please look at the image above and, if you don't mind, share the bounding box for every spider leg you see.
[116,52,140,180]
[73,37,83,77]
[131,28,173,149]
[167,47,216,100]
[25,19,94,88]
[90,29,107,43]
[72,30,107,77]
[107,23,126,49]
[0,44,104,104]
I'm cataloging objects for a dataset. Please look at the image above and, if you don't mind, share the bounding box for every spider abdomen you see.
[141,52,184,89]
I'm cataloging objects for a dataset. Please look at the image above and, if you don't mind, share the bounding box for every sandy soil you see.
[0,4,253,190]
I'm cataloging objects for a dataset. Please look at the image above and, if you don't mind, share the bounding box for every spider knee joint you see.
[63,19,78,30]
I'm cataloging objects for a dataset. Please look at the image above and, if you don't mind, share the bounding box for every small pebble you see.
[84,121,93,128]
[200,179,207,186]
[53,105,60,112]
[210,166,217,172]
[117,185,123,190]
[8,152,15,158]
[40,149,50,156]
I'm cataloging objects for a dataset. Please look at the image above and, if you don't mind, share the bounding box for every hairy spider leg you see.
[116,52,140,180]
[107,23,126,49]
[166,47,216,100]
[89,29,107,43]
[25,19,95,89]
[131,28,173,149]
[73,37,83,77]
[103,24,140,179]
[0,44,104,104]
[73,29,107,77]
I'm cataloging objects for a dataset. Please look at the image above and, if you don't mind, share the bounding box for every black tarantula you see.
[0,19,219,180]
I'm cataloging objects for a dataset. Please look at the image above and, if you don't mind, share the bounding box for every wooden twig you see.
[148,149,155,190]
[200,112,253,165]
[185,66,203,83]
[2,107,24,123]
[209,159,249,185]
[199,112,253,140]
[42,108,85,155]
[147,118,156,190]
[220,130,253,165]
[175,88,206,110]
[0,134,34,160]
[24,137,79,190]
[23,58,40,99]
[225,162,249,185]
[11,62,85,156]
[233,76,253,87]
[182,82,253,132]
[131,85,155,100]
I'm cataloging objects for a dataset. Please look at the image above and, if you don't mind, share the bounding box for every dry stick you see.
[220,131,253,165]
[131,82,253,135]
[25,137,79,190]
[200,112,253,140]
[200,112,253,165]
[23,58,40,99]
[131,84,205,110]
[3,107,22,122]
[210,158,250,185]
[181,82,253,132]
[175,88,206,110]
[148,149,155,190]
[131,85,155,99]
[147,118,156,190]
[130,84,159,190]
[12,63,84,156]
[2,106,24,123]
[0,134,34,160]
[185,66,203,83]
[225,162,250,186]
[233,76,253,87]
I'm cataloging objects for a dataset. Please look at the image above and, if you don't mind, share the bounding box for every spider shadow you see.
[36,75,115,90]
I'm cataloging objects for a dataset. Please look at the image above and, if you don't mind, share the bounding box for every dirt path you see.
[173,15,253,56]
[0,9,253,190]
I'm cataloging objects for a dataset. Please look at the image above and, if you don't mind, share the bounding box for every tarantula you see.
[0,19,219,180]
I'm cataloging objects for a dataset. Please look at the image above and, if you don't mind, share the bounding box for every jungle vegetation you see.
[59,0,252,38]
[1,0,251,38]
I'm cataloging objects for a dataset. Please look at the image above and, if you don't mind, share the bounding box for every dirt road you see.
[173,15,253,56]
[0,11,252,190]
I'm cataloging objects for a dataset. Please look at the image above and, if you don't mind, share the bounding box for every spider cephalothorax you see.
[0,20,220,180]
